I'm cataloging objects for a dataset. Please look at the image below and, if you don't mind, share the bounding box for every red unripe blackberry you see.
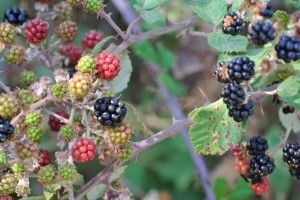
[221,83,246,108]
[95,53,121,80]
[246,136,269,156]
[283,143,300,166]
[55,20,78,43]
[24,19,49,44]
[81,30,104,49]
[227,57,255,83]
[228,100,255,122]
[72,139,96,163]
[39,149,52,167]
[251,178,270,196]
[235,157,250,175]
[275,36,300,63]
[222,12,244,35]
[58,44,82,68]
[48,111,69,132]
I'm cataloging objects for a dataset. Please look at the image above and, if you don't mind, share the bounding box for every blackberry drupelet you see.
[227,57,255,83]
[94,97,127,127]
[282,143,300,166]
[246,136,269,156]
[0,117,15,142]
[250,154,275,176]
[289,166,300,179]
[260,2,273,18]
[221,83,246,107]
[275,36,300,62]
[282,106,295,114]
[213,62,231,83]
[248,20,275,46]
[228,100,255,122]
[3,7,29,25]
[247,171,264,184]
[222,12,244,35]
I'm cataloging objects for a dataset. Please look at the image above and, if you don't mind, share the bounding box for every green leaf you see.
[191,0,227,25]
[273,10,290,30]
[288,0,300,9]
[277,75,300,109]
[91,36,116,56]
[279,109,300,133]
[132,41,159,63]
[104,51,133,93]
[229,0,244,12]
[86,184,106,200]
[143,0,168,10]
[141,10,166,24]
[208,31,249,53]
[189,99,247,155]
[109,166,127,183]
[43,191,54,200]
[229,178,253,200]
[160,72,186,96]
[156,43,176,70]
[124,102,153,136]
[73,173,84,186]
[214,178,228,199]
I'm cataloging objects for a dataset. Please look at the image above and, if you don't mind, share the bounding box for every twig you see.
[0,80,13,95]
[68,185,75,200]
[44,108,70,124]
[188,30,210,37]
[69,105,76,124]
[98,10,126,40]
[126,16,141,36]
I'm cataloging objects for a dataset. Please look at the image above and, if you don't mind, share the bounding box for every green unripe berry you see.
[77,55,96,72]
[18,89,36,107]
[51,82,68,99]
[60,125,73,140]
[25,111,42,126]
[0,173,17,195]
[11,163,26,178]
[59,164,77,182]
[38,165,56,185]
[119,146,132,161]
[27,127,43,143]
[85,0,104,13]
[20,71,38,86]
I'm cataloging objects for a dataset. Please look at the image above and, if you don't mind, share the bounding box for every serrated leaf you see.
[191,0,227,25]
[132,41,159,63]
[277,75,300,109]
[273,10,290,30]
[214,178,228,199]
[189,99,247,155]
[229,178,253,200]
[156,43,175,69]
[86,184,106,200]
[279,109,300,133]
[104,51,132,93]
[109,166,127,183]
[124,102,153,136]
[208,31,249,53]
[229,0,244,12]
[91,36,116,56]
[141,10,166,24]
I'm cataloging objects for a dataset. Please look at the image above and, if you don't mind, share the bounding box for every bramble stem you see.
[0,80,13,95]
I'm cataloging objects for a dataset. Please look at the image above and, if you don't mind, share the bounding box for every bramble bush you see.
[0,0,299,199]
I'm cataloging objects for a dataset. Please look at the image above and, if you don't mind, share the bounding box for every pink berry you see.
[72,139,96,163]
[95,52,121,80]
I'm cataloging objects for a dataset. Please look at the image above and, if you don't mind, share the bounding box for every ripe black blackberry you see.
[246,136,269,156]
[260,2,273,18]
[227,57,255,83]
[3,7,30,25]
[250,154,275,176]
[213,62,231,83]
[228,100,255,122]
[283,143,300,166]
[248,20,275,46]
[289,166,300,179]
[275,36,300,63]
[221,83,246,107]
[94,97,127,127]
[222,12,244,35]
[282,106,295,114]
[0,117,14,142]
[247,171,264,184]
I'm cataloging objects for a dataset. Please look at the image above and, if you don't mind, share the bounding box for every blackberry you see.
[228,100,255,122]
[248,20,275,46]
[282,106,295,114]
[275,36,300,63]
[260,2,273,18]
[0,117,15,143]
[68,69,77,78]
[282,143,300,166]
[227,57,255,83]
[221,83,246,107]
[249,154,275,176]
[3,7,30,25]
[222,12,244,35]
[213,62,231,83]
[247,171,264,184]
[246,136,269,156]
[94,97,127,127]
[289,166,300,179]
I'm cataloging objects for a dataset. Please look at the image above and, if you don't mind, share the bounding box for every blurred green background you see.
[0,0,299,200]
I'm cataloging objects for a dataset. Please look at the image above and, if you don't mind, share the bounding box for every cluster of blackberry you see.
[283,143,300,179]
[94,97,127,127]
[248,20,276,46]
[246,137,275,184]
[0,117,15,142]
[275,36,300,63]
[215,57,255,122]
[3,7,30,25]
[222,12,244,35]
